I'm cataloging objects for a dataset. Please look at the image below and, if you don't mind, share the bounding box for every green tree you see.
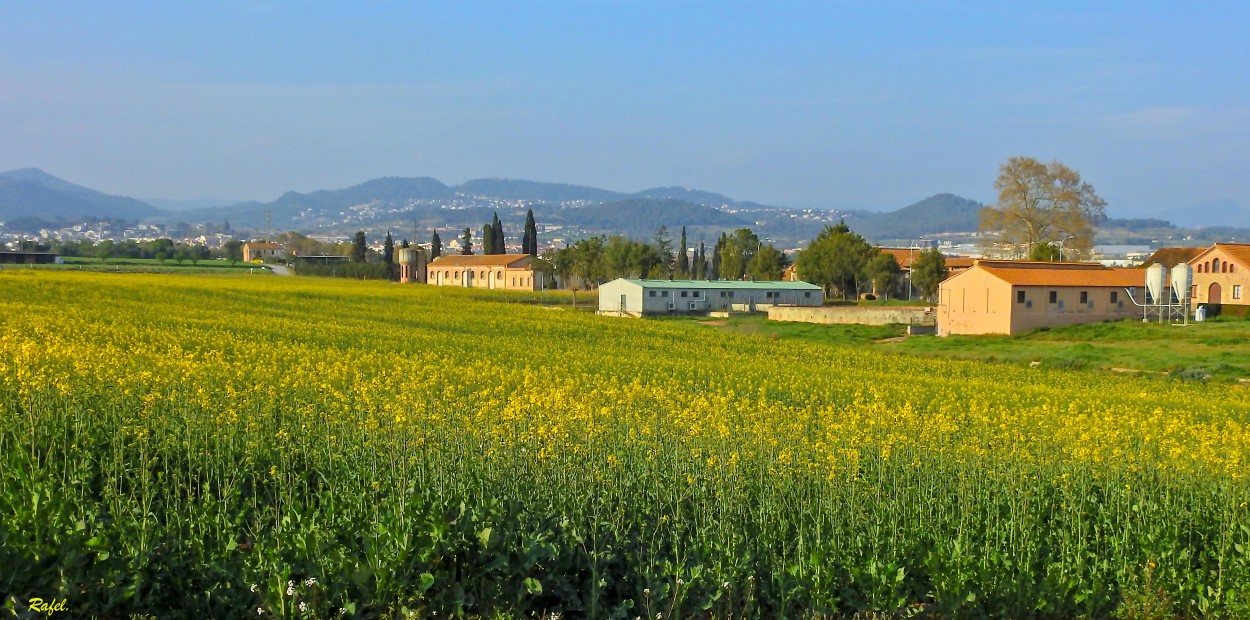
[154,252,168,266]
[431,230,443,259]
[551,244,576,287]
[190,244,210,265]
[676,226,689,277]
[795,221,873,299]
[460,228,473,255]
[710,233,727,280]
[383,231,396,279]
[693,241,706,279]
[910,247,949,301]
[491,212,504,254]
[522,209,538,256]
[1028,242,1062,262]
[481,224,496,255]
[95,240,114,263]
[350,231,367,263]
[746,244,785,281]
[223,240,243,265]
[651,226,673,276]
[572,236,606,286]
[980,156,1107,259]
[718,228,760,281]
[866,252,900,299]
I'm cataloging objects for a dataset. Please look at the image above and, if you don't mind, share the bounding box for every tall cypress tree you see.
[694,241,706,279]
[482,223,496,255]
[492,212,504,254]
[431,230,442,258]
[350,231,367,263]
[677,226,689,277]
[523,208,537,256]
[382,231,395,279]
[460,228,473,255]
[711,233,727,280]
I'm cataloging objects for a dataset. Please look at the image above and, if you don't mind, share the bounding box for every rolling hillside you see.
[0,168,162,221]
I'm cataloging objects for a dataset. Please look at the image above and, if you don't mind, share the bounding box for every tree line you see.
[546,226,788,288]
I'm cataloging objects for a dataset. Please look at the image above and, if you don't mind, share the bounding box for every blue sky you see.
[1,2,1247,215]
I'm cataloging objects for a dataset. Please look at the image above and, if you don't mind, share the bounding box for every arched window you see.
[1221,262,1228,273]
[1213,258,1222,273]
[1231,264,1237,273]
[1204,261,1210,273]
[454,271,460,278]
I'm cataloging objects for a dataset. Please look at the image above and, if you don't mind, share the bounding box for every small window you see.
[1049,291,1058,304]
[662,291,669,297]
[804,292,812,298]
[693,291,701,298]
[1016,290,1026,304]
[1230,264,1236,273]
[1079,291,1088,304]
[1235,285,1243,300]
[454,271,460,277]
[681,291,688,298]
[1110,291,1119,304]
[648,290,657,298]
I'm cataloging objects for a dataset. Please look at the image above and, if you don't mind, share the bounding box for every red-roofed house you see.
[937,260,1144,335]
[426,254,548,290]
[1189,243,1250,310]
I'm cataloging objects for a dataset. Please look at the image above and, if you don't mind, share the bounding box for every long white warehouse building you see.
[597,278,823,317]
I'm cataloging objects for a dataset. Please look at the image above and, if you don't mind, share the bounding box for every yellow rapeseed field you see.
[2,270,1248,618]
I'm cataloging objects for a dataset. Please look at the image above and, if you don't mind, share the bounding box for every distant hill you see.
[182,176,453,227]
[561,198,749,234]
[454,178,624,203]
[631,186,736,206]
[0,168,161,221]
[851,193,984,241]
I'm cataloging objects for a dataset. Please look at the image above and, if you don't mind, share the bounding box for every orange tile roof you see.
[1191,243,1250,269]
[1142,247,1204,268]
[244,242,283,249]
[976,260,1144,287]
[428,254,531,267]
[876,247,974,270]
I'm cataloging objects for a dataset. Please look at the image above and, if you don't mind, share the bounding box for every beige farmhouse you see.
[426,254,547,290]
[937,260,1143,336]
[1189,243,1250,310]
[242,242,285,263]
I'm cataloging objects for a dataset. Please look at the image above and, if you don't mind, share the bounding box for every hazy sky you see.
[2,2,1247,215]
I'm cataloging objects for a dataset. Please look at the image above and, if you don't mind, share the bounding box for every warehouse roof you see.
[974,261,1144,288]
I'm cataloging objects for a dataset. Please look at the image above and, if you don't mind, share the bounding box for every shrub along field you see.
[2,271,1249,618]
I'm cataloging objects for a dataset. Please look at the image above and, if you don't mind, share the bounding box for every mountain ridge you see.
[0,168,162,221]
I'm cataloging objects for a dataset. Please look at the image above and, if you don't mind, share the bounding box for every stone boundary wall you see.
[768,305,936,326]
